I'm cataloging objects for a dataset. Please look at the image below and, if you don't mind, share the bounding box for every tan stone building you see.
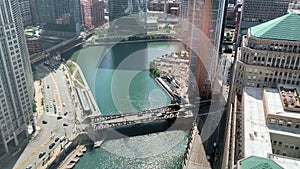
[234,13,300,94]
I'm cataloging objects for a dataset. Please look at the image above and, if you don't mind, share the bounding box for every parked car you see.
[42,120,47,124]
[57,116,62,120]
[63,123,68,127]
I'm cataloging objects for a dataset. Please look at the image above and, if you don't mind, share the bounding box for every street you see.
[12,61,78,169]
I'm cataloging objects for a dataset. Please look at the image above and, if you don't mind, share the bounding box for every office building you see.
[233,86,300,168]
[81,0,105,29]
[91,0,105,28]
[181,0,226,100]
[24,27,43,55]
[234,13,300,94]
[81,0,93,28]
[33,0,81,37]
[18,0,34,26]
[238,0,289,42]
[108,0,147,35]
[0,0,34,156]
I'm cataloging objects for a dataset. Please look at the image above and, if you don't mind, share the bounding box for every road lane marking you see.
[50,73,64,115]
[15,136,53,169]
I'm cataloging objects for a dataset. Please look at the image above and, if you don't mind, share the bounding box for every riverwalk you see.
[66,61,101,119]
[58,145,87,169]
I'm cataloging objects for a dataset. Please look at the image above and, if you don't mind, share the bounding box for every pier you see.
[58,145,87,169]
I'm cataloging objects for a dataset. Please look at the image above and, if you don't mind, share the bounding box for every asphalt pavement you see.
[12,62,77,169]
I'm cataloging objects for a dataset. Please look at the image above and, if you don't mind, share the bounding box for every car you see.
[47,85,50,89]
[63,123,68,126]
[64,112,68,116]
[57,116,62,120]
[44,61,49,66]
[62,103,66,107]
[59,136,66,142]
[46,108,49,112]
[26,165,33,169]
[38,152,46,158]
[49,143,55,149]
[54,137,59,142]
[42,120,47,124]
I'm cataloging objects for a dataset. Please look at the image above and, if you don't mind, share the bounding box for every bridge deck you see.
[85,104,195,131]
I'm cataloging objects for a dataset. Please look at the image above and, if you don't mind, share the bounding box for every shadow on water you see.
[94,117,194,141]
[98,43,148,70]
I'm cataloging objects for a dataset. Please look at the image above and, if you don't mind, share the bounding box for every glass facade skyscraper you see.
[181,0,226,100]
[108,0,147,35]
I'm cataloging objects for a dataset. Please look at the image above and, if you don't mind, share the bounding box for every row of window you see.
[272,140,300,150]
[269,118,300,128]
[242,53,300,69]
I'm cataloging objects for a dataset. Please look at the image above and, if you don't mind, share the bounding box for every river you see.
[63,42,189,169]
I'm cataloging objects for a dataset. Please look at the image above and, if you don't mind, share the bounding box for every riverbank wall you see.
[154,77,174,100]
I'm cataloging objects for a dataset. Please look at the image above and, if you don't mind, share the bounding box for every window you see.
[290,145,294,149]
[278,119,284,126]
[273,141,277,145]
[287,121,292,127]
[270,119,276,124]
[278,142,282,146]
[285,143,289,148]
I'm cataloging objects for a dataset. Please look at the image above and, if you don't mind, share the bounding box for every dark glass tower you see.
[108,0,147,35]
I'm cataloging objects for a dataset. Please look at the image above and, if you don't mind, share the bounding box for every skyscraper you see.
[108,0,147,35]
[0,0,34,156]
[18,0,34,26]
[33,0,81,37]
[81,0,105,29]
[91,0,105,28]
[182,0,226,100]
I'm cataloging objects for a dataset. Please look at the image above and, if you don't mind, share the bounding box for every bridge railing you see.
[88,105,179,124]
[91,112,179,130]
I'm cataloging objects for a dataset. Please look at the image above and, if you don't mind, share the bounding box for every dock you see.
[58,145,86,169]
[93,140,104,148]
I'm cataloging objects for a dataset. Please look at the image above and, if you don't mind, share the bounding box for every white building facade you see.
[0,0,34,156]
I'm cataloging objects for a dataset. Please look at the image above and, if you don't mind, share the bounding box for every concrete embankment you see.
[154,77,174,99]
[85,38,181,46]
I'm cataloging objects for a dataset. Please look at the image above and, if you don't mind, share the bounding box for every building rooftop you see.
[250,13,300,41]
[239,156,283,169]
[269,154,300,169]
[264,88,300,120]
[243,87,272,158]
